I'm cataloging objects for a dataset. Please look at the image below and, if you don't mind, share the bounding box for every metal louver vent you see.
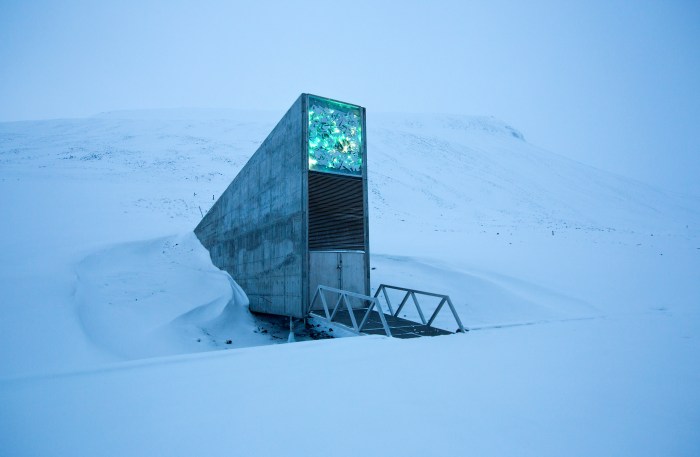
[308,171,365,251]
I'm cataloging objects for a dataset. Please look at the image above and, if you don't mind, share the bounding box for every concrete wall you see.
[194,95,307,317]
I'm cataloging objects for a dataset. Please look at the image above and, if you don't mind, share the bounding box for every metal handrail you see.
[309,285,393,337]
[374,284,466,333]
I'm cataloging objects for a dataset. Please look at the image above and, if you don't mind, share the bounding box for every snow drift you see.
[74,232,270,358]
[1,108,698,457]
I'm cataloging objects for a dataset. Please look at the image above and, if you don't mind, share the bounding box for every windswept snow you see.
[1,108,698,456]
[372,254,596,329]
[75,233,271,359]
[1,314,698,457]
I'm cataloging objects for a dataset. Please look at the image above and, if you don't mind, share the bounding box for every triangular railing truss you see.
[309,285,393,337]
[374,284,466,333]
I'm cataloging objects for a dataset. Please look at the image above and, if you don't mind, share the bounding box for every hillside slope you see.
[1,109,698,456]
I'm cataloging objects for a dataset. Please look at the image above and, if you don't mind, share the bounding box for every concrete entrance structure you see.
[194,94,369,318]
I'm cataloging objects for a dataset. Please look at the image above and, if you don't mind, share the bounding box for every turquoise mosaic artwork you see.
[308,96,363,176]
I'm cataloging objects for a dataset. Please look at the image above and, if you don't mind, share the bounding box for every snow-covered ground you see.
[1,109,698,456]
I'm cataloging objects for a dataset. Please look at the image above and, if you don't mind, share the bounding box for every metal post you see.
[344,294,359,332]
[379,286,395,315]
[372,298,393,337]
[410,291,427,325]
[358,299,375,331]
[427,298,446,327]
[329,292,344,321]
[319,289,331,319]
[394,291,411,317]
[446,297,466,333]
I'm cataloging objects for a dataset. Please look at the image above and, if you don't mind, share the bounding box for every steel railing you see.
[308,285,393,337]
[374,284,466,333]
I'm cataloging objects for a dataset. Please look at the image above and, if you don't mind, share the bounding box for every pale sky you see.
[1,0,699,195]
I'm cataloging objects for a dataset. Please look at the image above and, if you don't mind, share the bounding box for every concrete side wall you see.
[361,106,370,296]
[194,95,305,317]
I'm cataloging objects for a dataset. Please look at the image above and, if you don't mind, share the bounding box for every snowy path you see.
[2,311,698,457]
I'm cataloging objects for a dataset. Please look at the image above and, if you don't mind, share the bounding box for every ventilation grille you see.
[308,171,365,251]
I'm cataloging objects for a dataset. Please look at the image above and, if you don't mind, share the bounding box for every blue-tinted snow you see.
[0,110,698,456]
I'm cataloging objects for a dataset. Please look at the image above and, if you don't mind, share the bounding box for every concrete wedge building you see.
[194,94,369,318]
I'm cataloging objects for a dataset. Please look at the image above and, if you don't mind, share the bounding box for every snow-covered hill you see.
[1,109,698,456]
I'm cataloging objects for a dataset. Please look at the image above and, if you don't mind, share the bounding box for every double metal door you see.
[309,251,366,310]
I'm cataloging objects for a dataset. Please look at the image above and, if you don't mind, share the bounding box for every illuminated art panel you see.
[308,96,363,176]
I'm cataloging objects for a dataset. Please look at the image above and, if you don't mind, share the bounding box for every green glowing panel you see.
[308,96,363,176]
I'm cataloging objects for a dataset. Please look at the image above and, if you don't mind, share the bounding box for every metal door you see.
[309,251,366,310]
